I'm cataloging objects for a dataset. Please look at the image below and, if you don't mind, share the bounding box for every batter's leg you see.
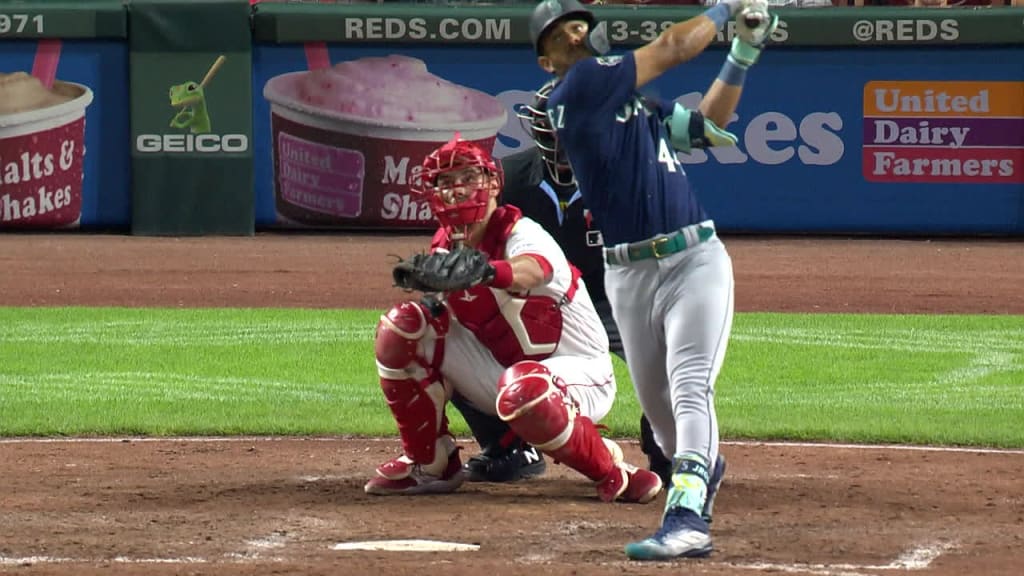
[594,296,671,481]
[661,238,734,514]
[604,262,677,468]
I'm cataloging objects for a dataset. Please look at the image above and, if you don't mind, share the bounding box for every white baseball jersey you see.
[432,206,616,422]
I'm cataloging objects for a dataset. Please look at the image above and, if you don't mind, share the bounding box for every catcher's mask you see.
[517,79,575,188]
[413,134,503,238]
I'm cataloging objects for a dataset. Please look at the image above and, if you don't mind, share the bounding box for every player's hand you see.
[712,0,757,18]
[730,1,779,68]
[735,0,778,49]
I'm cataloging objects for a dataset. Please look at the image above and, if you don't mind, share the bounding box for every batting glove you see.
[665,104,738,153]
[730,2,779,68]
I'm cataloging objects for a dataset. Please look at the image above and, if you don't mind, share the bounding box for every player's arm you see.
[698,80,743,131]
[490,254,552,292]
[632,0,745,89]
[698,2,779,128]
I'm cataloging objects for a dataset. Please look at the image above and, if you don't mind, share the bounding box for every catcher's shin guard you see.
[375,300,451,468]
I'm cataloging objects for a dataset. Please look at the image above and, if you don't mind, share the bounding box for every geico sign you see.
[135,134,250,153]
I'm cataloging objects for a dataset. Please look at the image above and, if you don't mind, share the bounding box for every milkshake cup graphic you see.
[0,48,93,229]
[263,52,508,228]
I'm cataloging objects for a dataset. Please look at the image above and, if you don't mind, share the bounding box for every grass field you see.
[1,307,1022,447]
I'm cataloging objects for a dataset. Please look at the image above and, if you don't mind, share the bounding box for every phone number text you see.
[608,19,790,44]
[608,20,675,43]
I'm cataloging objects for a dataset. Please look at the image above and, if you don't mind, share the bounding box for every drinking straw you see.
[31,39,62,89]
[304,42,331,71]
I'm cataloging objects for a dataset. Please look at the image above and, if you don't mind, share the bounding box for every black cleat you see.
[464,443,546,483]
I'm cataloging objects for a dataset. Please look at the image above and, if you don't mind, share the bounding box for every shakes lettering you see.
[651,92,842,166]
[0,138,78,224]
[380,155,431,222]
[381,155,424,187]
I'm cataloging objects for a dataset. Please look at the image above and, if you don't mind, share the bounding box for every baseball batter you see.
[515,79,729,511]
[526,0,779,560]
[364,135,663,505]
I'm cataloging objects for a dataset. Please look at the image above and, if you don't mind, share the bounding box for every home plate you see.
[331,539,480,552]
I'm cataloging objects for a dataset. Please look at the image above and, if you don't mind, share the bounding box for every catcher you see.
[364,134,663,505]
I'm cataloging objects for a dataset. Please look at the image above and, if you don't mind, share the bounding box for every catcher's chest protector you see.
[446,287,564,367]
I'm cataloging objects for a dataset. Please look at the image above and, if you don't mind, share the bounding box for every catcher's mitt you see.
[392,247,496,293]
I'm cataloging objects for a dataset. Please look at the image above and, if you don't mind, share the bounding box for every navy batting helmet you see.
[529,0,609,57]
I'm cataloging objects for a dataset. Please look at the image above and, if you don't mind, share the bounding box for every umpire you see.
[450,83,673,484]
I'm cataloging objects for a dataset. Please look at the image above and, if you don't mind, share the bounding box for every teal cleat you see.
[624,507,713,561]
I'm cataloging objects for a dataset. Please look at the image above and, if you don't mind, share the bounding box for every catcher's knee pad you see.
[495,361,574,450]
[496,360,615,483]
[374,299,449,371]
[376,300,451,464]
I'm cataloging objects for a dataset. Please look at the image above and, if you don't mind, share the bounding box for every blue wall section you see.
[253,43,1023,234]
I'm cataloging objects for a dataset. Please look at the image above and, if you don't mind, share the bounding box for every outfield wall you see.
[0,1,1021,235]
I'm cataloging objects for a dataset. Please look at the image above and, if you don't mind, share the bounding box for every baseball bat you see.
[200,55,227,89]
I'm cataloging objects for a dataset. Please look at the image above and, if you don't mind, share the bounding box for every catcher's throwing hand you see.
[392,247,496,293]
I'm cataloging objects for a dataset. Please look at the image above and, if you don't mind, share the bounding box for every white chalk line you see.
[298,474,348,482]
[224,530,290,562]
[720,439,1024,455]
[0,530,296,566]
[2,435,1022,455]
[0,556,209,566]
[728,540,957,575]
[0,542,953,571]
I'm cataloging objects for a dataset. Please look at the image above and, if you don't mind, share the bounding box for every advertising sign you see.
[0,39,129,230]
[131,53,251,156]
[253,42,1023,234]
[128,0,253,236]
[253,44,549,230]
[863,81,1023,184]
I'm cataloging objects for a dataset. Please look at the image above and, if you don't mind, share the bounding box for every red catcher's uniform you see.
[431,205,616,422]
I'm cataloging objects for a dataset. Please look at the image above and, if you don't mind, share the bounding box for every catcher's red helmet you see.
[412,134,503,235]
